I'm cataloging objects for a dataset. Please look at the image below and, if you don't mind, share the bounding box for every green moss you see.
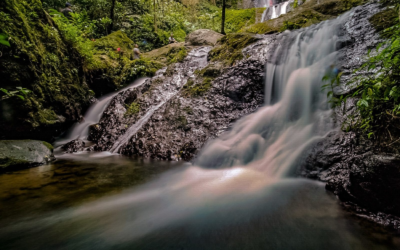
[168,46,188,64]
[143,43,187,66]
[125,102,140,116]
[369,8,399,35]
[0,0,92,138]
[242,0,368,34]
[197,63,223,78]
[42,141,54,151]
[312,0,368,16]
[183,77,213,97]
[209,33,260,66]
[94,31,135,58]
[30,109,60,128]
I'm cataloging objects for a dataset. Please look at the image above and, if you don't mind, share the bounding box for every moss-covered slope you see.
[0,0,93,141]
[242,0,368,34]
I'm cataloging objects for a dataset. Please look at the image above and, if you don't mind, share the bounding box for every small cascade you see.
[55,78,147,147]
[261,0,291,22]
[110,47,211,153]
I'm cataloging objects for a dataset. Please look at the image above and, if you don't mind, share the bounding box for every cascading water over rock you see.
[2,3,396,249]
[55,79,147,148]
[261,0,291,22]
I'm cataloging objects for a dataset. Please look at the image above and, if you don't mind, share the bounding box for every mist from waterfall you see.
[0,10,355,250]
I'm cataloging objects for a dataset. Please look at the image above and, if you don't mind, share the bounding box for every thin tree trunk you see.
[221,0,226,35]
[153,0,157,31]
[109,0,116,34]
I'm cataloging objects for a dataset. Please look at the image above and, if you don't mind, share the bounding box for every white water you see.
[0,11,357,250]
[262,1,290,22]
[55,78,147,147]
[55,10,351,243]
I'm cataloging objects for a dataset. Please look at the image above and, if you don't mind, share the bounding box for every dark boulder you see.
[62,139,86,153]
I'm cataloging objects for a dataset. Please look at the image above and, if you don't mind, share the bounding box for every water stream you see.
[1,6,400,250]
[262,1,290,22]
[55,78,147,147]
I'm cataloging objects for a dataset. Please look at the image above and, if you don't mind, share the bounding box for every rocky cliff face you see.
[88,38,272,160]
[301,2,400,231]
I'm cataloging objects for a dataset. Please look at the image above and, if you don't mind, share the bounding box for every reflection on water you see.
[0,152,179,225]
[0,153,399,250]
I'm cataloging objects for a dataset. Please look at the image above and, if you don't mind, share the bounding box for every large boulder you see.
[0,140,55,170]
[185,29,224,46]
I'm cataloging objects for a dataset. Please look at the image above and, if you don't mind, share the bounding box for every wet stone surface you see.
[302,2,400,232]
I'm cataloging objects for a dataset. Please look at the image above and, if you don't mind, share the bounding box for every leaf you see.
[0,33,10,47]
[16,95,25,100]
[368,132,374,139]
[0,88,9,95]
[368,88,373,97]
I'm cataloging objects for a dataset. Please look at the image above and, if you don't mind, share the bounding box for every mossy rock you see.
[369,8,399,34]
[182,77,214,97]
[209,33,261,66]
[0,0,92,140]
[312,0,368,16]
[143,42,187,66]
[242,0,368,34]
[125,102,140,117]
[0,140,55,170]
[94,31,135,58]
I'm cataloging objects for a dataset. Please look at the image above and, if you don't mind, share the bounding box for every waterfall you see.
[261,1,290,22]
[196,13,348,176]
[55,78,147,147]
[0,8,366,249]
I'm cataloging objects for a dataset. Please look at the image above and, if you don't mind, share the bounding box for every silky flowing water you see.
[1,7,400,250]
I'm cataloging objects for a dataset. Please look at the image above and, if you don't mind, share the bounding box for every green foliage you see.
[369,8,398,35]
[292,0,299,9]
[123,58,164,81]
[209,33,260,66]
[183,77,213,97]
[167,46,187,64]
[280,21,302,31]
[125,102,140,116]
[49,9,96,63]
[0,32,10,47]
[329,9,400,143]
[0,87,31,100]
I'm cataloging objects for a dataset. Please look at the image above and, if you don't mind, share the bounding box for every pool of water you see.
[0,152,399,250]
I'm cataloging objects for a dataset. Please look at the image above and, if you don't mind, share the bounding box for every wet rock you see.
[301,2,400,231]
[62,139,86,153]
[302,131,400,230]
[0,140,55,171]
[185,29,224,46]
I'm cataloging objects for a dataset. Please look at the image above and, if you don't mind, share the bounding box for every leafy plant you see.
[0,32,10,47]
[328,7,400,144]
[0,87,31,100]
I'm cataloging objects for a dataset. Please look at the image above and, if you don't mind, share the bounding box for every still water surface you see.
[0,152,399,250]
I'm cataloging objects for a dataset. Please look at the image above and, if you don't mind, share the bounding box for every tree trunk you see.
[109,0,116,34]
[153,0,157,31]
[221,0,226,35]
